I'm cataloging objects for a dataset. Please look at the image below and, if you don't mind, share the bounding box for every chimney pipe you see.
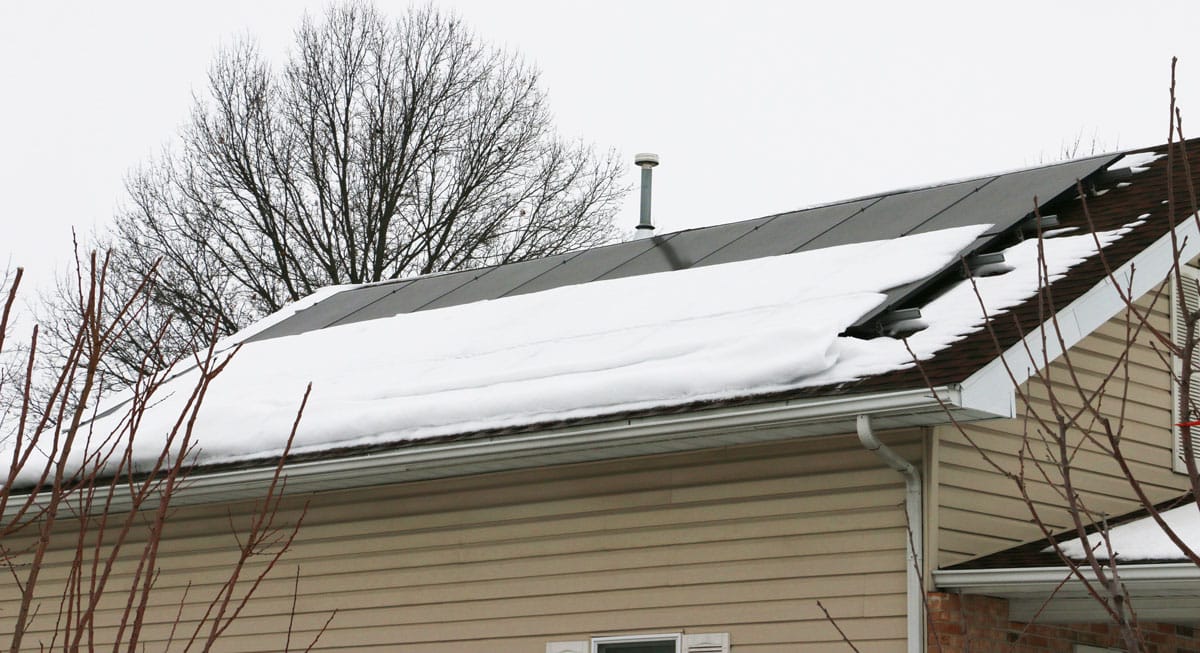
[634,153,659,239]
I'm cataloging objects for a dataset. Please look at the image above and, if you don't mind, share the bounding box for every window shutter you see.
[546,641,588,653]
[1172,266,1200,473]
[681,632,730,653]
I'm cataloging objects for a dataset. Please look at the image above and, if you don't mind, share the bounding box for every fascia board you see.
[959,216,1200,418]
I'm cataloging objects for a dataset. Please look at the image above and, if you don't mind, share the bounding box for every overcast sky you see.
[3,1,1200,292]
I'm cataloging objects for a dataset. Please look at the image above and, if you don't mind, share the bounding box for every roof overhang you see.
[959,214,1200,418]
[164,384,1002,506]
[5,383,1001,517]
[934,564,1200,625]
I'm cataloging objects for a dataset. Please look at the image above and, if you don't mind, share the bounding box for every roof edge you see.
[8,384,994,517]
[959,213,1200,415]
[935,562,1200,625]
[935,562,1200,592]
[170,385,982,505]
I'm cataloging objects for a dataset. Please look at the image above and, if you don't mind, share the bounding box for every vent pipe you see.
[634,153,659,239]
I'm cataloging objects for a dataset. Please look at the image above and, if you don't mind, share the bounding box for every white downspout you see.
[856,414,924,653]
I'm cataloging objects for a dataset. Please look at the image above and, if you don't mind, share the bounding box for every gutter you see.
[935,562,1200,592]
[935,563,1200,625]
[6,385,989,518]
[857,414,925,653]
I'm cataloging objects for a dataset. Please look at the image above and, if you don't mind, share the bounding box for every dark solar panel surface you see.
[914,154,1114,236]
[596,219,765,280]
[244,281,409,342]
[695,200,876,267]
[330,267,489,326]
[499,236,665,296]
[251,154,1119,340]
[421,251,580,310]
[799,181,982,251]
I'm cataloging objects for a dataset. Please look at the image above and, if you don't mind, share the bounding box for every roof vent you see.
[634,153,659,239]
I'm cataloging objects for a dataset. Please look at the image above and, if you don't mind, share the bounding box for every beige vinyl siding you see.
[936,288,1192,567]
[1,431,922,653]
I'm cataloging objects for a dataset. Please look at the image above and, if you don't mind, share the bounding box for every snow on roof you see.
[5,222,1132,483]
[1052,502,1200,562]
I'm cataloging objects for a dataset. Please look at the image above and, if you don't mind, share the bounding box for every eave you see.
[4,384,1000,517]
[934,564,1200,625]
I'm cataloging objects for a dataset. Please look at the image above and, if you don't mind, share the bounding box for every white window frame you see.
[592,633,681,653]
[547,632,729,653]
[1171,265,1200,474]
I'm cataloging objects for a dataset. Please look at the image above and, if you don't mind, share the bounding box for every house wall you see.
[1,430,924,653]
[934,287,1194,568]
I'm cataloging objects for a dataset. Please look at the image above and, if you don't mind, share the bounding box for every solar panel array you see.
[246,153,1116,342]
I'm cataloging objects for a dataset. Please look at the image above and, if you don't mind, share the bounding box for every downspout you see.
[856,414,924,653]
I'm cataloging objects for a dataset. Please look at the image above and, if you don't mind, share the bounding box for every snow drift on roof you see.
[1052,502,1200,561]
[5,222,1131,482]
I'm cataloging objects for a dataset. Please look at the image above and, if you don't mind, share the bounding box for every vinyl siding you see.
[935,287,1192,567]
[1,432,922,653]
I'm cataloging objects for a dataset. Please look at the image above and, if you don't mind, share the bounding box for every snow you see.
[797,226,1127,386]
[1042,227,1080,237]
[1052,502,1200,561]
[1106,152,1163,173]
[3,222,1131,483]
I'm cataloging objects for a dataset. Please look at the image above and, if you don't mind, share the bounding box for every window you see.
[1171,265,1200,473]
[593,634,679,653]
[546,632,729,653]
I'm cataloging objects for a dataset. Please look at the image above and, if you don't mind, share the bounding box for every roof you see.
[935,496,1200,625]
[948,495,1200,570]
[242,152,1119,341]
[8,139,1200,496]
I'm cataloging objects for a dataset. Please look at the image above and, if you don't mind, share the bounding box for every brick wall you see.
[926,592,1200,653]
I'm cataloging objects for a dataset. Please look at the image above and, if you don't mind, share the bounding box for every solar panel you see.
[696,199,877,267]
[912,154,1117,236]
[329,268,489,326]
[800,180,985,251]
[244,280,410,342]
[246,152,1124,341]
[502,236,665,297]
[419,251,582,310]
[597,219,768,280]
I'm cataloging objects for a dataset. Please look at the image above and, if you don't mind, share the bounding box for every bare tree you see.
[0,256,330,651]
[93,2,626,383]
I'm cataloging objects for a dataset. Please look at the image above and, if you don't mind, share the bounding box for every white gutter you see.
[6,385,989,518]
[936,563,1200,625]
[935,562,1200,591]
[857,414,924,653]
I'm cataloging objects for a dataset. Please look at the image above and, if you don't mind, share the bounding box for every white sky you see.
[3,1,1200,293]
